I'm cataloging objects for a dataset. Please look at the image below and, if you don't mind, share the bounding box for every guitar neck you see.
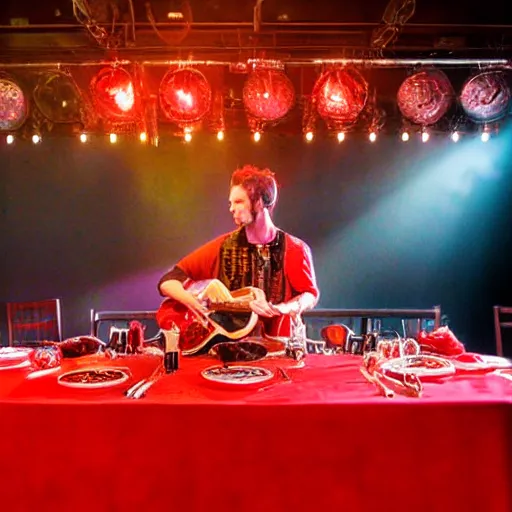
[210,301,252,314]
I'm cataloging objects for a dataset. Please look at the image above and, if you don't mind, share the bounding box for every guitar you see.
[156,279,266,356]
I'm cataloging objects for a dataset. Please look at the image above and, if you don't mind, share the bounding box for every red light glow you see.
[243,69,295,122]
[91,67,136,120]
[312,68,368,126]
[159,68,212,124]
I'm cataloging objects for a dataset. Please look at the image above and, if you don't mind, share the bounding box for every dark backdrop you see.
[1,131,511,353]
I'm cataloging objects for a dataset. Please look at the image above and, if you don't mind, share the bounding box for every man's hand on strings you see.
[250,298,282,317]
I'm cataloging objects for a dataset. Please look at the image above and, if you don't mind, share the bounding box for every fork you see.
[124,376,148,398]
[277,366,291,381]
[125,365,165,399]
[257,366,293,392]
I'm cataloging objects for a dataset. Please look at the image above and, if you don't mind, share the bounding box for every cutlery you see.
[126,366,166,399]
[277,366,291,381]
[124,377,148,398]
[360,367,395,398]
[257,366,292,392]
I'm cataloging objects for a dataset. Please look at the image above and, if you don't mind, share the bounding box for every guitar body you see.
[156,279,263,355]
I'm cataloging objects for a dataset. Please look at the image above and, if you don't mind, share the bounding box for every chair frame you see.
[90,309,157,338]
[90,306,442,339]
[493,305,512,357]
[7,299,62,346]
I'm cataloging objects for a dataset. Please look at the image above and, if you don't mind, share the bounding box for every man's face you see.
[229,185,255,226]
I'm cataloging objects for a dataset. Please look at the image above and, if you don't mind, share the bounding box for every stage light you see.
[34,71,83,124]
[159,68,212,124]
[32,134,41,144]
[184,132,192,142]
[6,134,14,144]
[139,132,147,143]
[401,131,410,142]
[80,133,88,143]
[305,131,314,142]
[421,131,430,143]
[397,69,453,126]
[460,71,511,123]
[337,131,345,142]
[91,67,136,120]
[312,67,368,126]
[451,131,460,142]
[243,68,295,122]
[109,133,118,144]
[253,131,261,142]
[481,132,490,143]
[0,78,27,131]
[217,130,224,141]
[369,131,377,142]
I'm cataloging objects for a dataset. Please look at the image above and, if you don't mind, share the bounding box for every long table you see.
[0,353,510,512]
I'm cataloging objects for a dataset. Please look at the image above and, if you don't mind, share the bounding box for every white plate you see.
[201,365,274,385]
[380,355,456,379]
[453,356,509,371]
[0,359,32,371]
[57,368,129,389]
[494,369,512,382]
[27,366,61,379]
[452,354,512,371]
[0,347,33,371]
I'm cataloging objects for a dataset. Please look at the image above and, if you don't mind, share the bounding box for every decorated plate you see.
[451,353,512,372]
[58,368,129,388]
[380,355,455,379]
[0,347,33,371]
[201,365,274,386]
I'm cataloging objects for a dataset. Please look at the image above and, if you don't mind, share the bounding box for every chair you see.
[90,309,158,341]
[493,305,512,357]
[303,306,442,341]
[7,299,62,346]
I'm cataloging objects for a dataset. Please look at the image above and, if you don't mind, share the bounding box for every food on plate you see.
[201,365,273,385]
[59,368,127,385]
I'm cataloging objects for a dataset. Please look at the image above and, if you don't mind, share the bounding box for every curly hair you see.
[230,164,279,211]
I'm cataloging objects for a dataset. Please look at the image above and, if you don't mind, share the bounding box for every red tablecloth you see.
[0,353,510,511]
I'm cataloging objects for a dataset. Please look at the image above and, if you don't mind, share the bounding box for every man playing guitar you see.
[156,165,320,355]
